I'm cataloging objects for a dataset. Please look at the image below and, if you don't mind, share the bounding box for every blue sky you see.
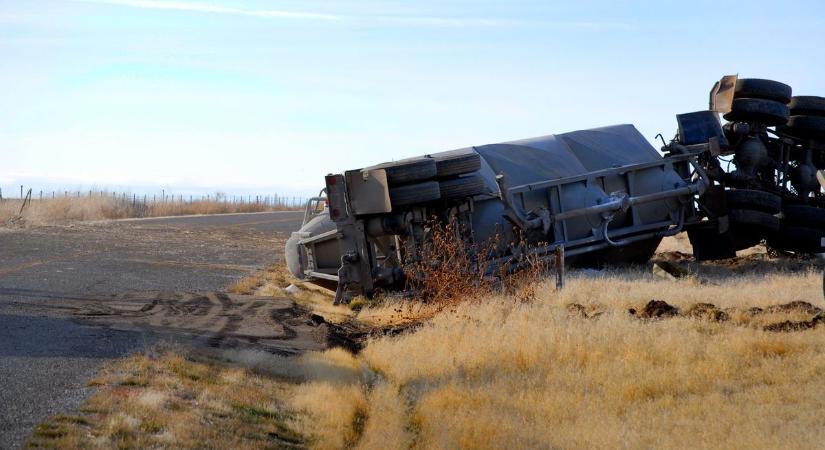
[2,0,824,196]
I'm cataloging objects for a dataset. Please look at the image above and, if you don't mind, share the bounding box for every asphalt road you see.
[113,210,307,233]
[0,211,304,449]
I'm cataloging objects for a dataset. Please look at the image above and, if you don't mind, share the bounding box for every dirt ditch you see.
[569,299,825,332]
[60,289,414,356]
[67,291,330,356]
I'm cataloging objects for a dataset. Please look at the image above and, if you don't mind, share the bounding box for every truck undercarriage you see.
[285,75,825,303]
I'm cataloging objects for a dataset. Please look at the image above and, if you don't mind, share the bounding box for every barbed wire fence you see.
[0,185,308,219]
[1,186,306,205]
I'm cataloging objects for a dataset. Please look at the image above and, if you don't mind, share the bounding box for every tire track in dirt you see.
[71,291,329,356]
[0,212,307,449]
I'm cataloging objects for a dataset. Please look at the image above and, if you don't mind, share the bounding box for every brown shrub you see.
[401,219,552,307]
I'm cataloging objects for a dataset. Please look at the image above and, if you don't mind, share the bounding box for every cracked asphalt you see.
[0,211,304,449]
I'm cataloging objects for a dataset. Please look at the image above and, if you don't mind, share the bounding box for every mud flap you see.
[687,221,737,260]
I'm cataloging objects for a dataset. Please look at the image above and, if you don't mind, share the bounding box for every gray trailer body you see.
[286,124,708,302]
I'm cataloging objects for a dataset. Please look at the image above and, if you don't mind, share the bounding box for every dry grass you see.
[25,348,303,449]
[0,196,297,225]
[290,241,825,450]
[227,263,292,295]
[25,346,376,449]
[290,381,367,449]
[87,234,825,449]
[232,263,354,323]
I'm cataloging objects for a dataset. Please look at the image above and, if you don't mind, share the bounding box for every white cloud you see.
[79,0,631,29]
[85,0,341,21]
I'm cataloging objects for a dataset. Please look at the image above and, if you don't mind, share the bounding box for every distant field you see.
[0,193,301,224]
[28,236,825,449]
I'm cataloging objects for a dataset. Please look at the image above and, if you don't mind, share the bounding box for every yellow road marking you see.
[0,260,48,276]
[117,259,254,272]
[220,217,298,228]
[0,255,253,276]
[0,251,92,275]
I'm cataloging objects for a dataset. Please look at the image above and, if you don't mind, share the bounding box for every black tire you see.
[768,226,825,253]
[728,209,780,232]
[389,181,441,207]
[789,96,825,117]
[433,150,482,178]
[723,98,789,126]
[783,115,825,139]
[731,230,763,251]
[371,158,437,186]
[725,189,782,213]
[784,205,825,228]
[734,78,792,104]
[438,175,487,200]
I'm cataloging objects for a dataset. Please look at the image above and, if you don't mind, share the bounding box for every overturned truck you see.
[286,75,825,303]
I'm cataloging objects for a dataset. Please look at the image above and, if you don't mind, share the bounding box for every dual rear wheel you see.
[724,79,792,126]
[693,189,824,256]
[781,96,825,140]
[369,150,489,209]
[725,189,781,251]
[768,204,825,253]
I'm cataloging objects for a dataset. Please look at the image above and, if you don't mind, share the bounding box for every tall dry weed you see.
[401,219,551,308]
[0,195,298,225]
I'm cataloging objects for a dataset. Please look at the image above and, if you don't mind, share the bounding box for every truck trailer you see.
[285,75,825,303]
